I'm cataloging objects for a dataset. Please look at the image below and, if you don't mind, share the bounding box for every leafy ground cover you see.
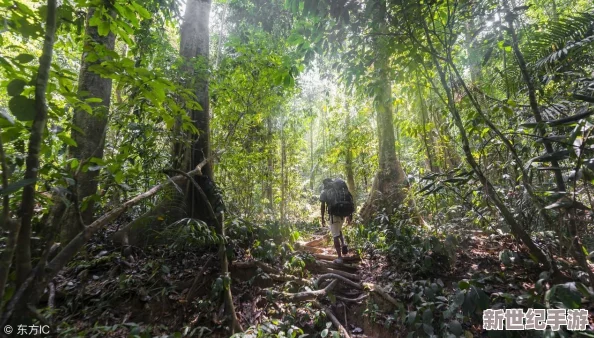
[47,216,594,338]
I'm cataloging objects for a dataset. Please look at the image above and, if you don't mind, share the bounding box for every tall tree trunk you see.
[10,0,57,321]
[59,6,116,244]
[179,0,213,218]
[359,0,407,222]
[179,1,241,333]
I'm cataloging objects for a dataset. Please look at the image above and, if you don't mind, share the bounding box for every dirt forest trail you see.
[233,228,402,338]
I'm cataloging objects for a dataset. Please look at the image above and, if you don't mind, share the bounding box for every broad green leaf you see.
[131,1,151,19]
[9,96,36,121]
[58,133,77,147]
[407,311,417,324]
[14,54,35,64]
[449,320,463,335]
[98,20,110,36]
[7,79,27,96]
[85,97,103,103]
[114,171,124,184]
[422,308,433,324]
[0,178,37,196]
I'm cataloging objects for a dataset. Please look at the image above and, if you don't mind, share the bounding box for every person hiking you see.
[320,178,354,264]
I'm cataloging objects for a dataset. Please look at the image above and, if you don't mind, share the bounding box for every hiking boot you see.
[333,258,344,264]
[341,245,348,255]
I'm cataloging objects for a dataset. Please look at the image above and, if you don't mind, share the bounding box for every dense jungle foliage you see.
[1,0,594,336]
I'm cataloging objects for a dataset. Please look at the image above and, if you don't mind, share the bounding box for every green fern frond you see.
[528,9,594,68]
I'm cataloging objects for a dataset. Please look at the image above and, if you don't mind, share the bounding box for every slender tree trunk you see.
[465,19,480,83]
[59,6,116,244]
[345,111,356,202]
[417,78,436,172]
[504,2,565,192]
[419,17,550,269]
[280,118,286,223]
[266,118,274,212]
[11,0,57,320]
[310,115,315,191]
[214,2,227,68]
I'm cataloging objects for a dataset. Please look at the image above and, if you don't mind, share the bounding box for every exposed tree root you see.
[363,282,399,308]
[312,253,361,263]
[295,244,325,254]
[261,279,338,302]
[322,268,360,281]
[304,235,329,247]
[314,260,358,273]
[316,273,362,290]
[111,197,184,247]
[231,260,278,274]
[336,294,368,304]
[312,301,351,338]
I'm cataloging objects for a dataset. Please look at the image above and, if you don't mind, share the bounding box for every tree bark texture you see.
[359,0,407,221]
[179,0,213,220]
[60,6,116,243]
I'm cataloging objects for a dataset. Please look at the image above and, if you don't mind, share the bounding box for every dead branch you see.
[43,159,208,279]
[262,279,338,302]
[22,159,211,320]
[363,282,399,307]
[312,300,351,338]
[316,273,362,290]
